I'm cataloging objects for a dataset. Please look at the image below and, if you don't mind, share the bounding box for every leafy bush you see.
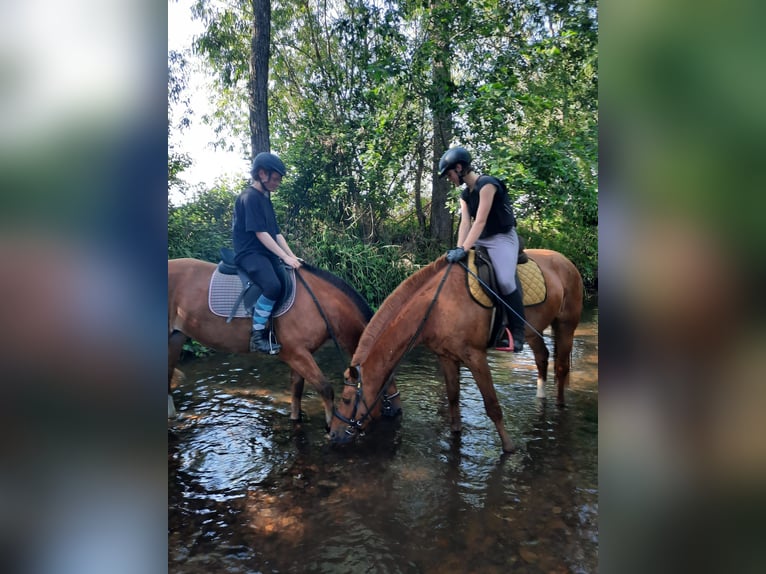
[297,229,414,310]
[168,183,239,262]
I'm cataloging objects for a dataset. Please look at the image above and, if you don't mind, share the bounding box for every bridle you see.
[332,261,455,438]
[331,364,400,436]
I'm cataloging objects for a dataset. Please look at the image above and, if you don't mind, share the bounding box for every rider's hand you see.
[446,247,467,263]
[284,255,302,269]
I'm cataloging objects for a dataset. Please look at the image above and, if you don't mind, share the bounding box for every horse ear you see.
[345,365,359,381]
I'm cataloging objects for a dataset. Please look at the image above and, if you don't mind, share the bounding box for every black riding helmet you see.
[438,146,472,177]
[251,152,287,178]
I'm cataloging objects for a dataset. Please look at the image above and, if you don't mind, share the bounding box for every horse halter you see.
[332,365,399,438]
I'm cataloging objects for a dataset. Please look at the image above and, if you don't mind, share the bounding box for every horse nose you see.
[328,427,352,445]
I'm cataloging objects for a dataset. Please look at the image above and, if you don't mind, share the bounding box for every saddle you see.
[210,248,296,323]
[466,245,546,348]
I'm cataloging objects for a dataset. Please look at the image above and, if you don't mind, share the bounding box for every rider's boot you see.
[250,295,281,354]
[249,328,281,354]
[502,289,527,353]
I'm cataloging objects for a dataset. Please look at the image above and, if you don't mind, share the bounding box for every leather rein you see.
[332,261,455,436]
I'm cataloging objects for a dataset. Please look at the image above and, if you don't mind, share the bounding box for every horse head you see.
[329,365,401,445]
[329,365,371,444]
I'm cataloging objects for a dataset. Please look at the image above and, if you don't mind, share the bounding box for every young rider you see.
[232,152,302,354]
[439,146,527,352]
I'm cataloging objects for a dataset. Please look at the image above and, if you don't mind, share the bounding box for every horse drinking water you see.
[329,249,583,453]
[168,257,398,427]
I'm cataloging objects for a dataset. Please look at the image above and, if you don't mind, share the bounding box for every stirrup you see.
[494,327,524,353]
[250,330,281,355]
[494,327,514,352]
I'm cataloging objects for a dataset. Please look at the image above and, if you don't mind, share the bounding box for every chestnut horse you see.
[168,258,397,427]
[329,249,583,453]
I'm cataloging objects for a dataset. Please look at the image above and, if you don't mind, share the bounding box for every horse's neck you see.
[354,260,449,394]
[358,297,430,390]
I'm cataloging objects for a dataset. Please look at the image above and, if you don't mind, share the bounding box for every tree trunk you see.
[414,133,426,234]
[249,0,271,157]
[429,22,454,244]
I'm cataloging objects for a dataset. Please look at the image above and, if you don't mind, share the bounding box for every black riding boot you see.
[502,289,527,353]
[249,327,281,355]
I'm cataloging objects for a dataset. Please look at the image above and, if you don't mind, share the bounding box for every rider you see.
[439,146,527,352]
[232,152,302,354]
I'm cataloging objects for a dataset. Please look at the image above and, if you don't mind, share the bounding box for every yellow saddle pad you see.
[466,250,546,307]
[517,258,546,306]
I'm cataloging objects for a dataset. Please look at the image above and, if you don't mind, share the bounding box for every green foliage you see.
[176,0,599,296]
[269,0,421,238]
[182,339,215,359]
[296,228,415,310]
[455,0,598,292]
[168,182,241,262]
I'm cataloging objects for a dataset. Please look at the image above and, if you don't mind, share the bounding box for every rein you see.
[333,261,455,434]
[458,261,545,341]
[294,267,347,363]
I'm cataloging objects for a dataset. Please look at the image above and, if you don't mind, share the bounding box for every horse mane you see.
[299,262,373,321]
[354,257,449,361]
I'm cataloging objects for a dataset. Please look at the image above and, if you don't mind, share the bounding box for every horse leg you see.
[280,349,335,429]
[289,369,305,422]
[552,320,576,408]
[439,356,462,433]
[464,353,515,453]
[527,329,550,400]
[168,330,187,418]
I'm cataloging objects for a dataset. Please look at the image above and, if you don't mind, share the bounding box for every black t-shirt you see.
[460,175,516,238]
[232,185,281,260]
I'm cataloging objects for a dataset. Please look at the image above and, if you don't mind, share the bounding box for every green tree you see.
[168,48,192,206]
[168,183,239,261]
[172,0,599,292]
[249,0,272,154]
[426,0,458,243]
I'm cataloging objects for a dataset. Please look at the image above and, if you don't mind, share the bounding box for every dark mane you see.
[299,262,373,321]
[353,257,449,362]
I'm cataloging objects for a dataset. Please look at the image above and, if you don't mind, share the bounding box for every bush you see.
[296,229,415,310]
[168,184,237,262]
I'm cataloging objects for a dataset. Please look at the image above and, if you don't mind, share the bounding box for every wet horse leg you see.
[552,320,576,407]
[439,356,462,433]
[526,329,550,400]
[464,352,515,453]
[289,369,305,422]
[168,330,187,418]
[280,349,335,429]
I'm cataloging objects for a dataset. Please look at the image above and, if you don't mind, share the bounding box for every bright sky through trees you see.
[169,0,248,203]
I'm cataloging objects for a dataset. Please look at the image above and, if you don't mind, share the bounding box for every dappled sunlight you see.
[244,491,307,539]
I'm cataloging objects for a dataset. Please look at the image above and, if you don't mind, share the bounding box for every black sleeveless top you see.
[460,175,516,238]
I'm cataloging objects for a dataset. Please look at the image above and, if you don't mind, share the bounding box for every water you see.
[169,308,598,573]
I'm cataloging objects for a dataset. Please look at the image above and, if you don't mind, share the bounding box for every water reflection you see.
[169,308,598,573]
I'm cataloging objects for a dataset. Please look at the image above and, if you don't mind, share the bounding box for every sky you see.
[168,0,250,203]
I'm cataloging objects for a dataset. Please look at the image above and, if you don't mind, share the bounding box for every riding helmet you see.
[438,146,472,177]
[251,152,287,177]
